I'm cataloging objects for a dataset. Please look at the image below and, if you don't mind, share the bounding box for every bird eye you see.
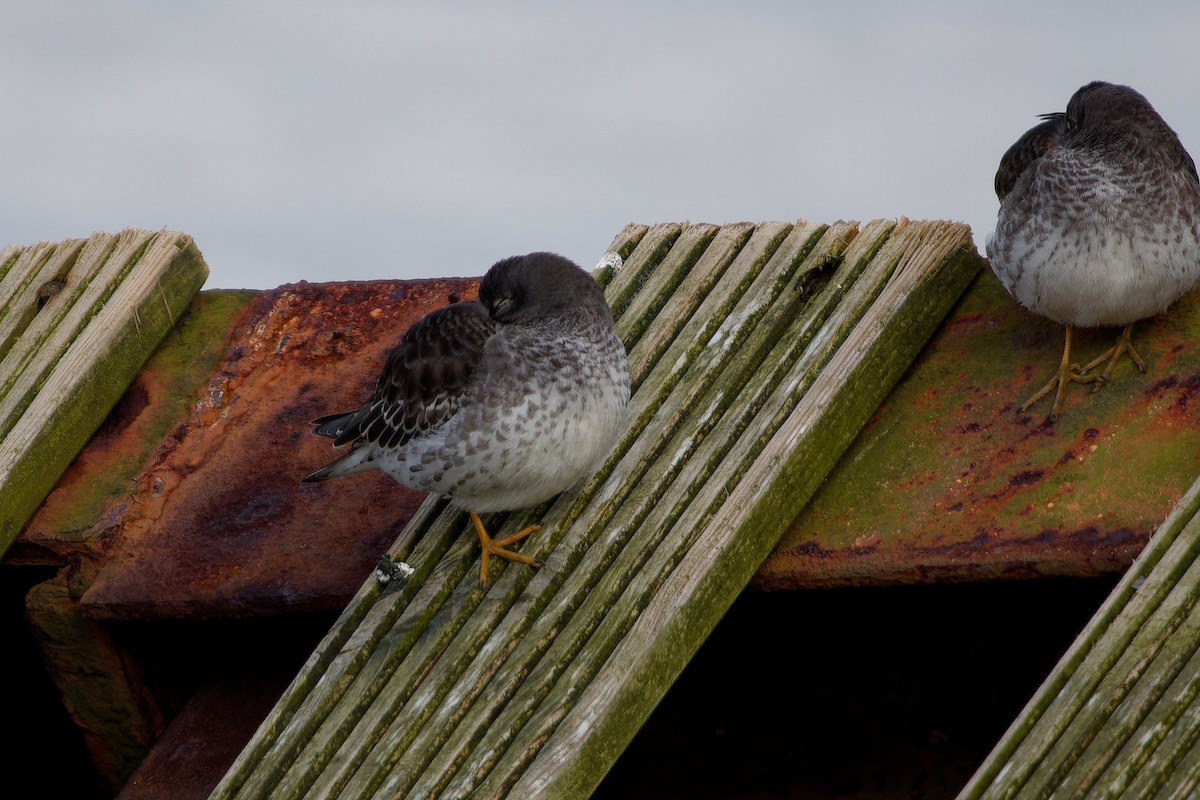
[492,296,515,319]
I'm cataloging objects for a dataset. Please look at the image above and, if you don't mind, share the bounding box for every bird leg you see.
[470,510,544,586]
[1020,325,1103,420]
[1080,322,1146,389]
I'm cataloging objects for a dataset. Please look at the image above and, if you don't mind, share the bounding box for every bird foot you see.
[1080,323,1146,391]
[1021,324,1115,421]
[1020,364,1103,422]
[470,511,544,587]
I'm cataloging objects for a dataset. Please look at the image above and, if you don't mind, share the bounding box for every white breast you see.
[988,152,1200,327]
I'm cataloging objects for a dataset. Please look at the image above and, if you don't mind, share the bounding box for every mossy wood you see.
[0,229,208,554]
[20,288,258,550]
[960,467,1200,799]
[211,219,980,800]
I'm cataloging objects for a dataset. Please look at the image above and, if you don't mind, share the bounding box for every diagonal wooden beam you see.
[959,465,1200,799]
[0,229,208,553]
[212,218,980,800]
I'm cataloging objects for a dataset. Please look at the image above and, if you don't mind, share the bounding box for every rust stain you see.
[71,278,479,620]
[16,292,259,565]
[15,379,157,564]
[756,270,1200,590]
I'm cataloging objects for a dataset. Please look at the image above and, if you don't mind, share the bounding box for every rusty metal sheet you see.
[76,278,479,619]
[15,290,258,565]
[756,268,1200,589]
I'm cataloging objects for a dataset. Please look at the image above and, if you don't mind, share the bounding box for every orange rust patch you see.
[75,278,479,620]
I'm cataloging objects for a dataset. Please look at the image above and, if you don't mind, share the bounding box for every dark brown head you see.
[994,80,1198,202]
[1057,82,1173,151]
[478,252,613,326]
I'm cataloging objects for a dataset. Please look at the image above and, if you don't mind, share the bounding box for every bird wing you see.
[312,300,495,451]
[1175,141,1199,186]
[994,114,1066,202]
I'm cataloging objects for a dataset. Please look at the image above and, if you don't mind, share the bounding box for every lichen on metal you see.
[211,219,979,800]
[0,229,209,554]
[761,258,1200,590]
[20,289,259,550]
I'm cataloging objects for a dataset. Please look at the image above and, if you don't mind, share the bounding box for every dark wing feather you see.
[995,114,1066,202]
[311,300,494,451]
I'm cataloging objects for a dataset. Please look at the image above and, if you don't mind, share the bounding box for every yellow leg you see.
[469,510,543,586]
[1020,325,1103,421]
[1080,322,1146,389]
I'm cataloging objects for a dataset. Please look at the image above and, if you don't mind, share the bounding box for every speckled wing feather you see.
[1173,139,1199,186]
[308,300,495,467]
[995,114,1066,202]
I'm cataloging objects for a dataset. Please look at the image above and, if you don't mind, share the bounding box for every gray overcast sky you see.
[2,1,1197,289]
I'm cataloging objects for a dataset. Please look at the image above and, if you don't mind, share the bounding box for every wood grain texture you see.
[211,219,979,800]
[0,229,208,553]
[960,469,1200,800]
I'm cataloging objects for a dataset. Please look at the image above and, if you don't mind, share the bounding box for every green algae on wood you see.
[959,469,1200,799]
[0,230,209,555]
[592,224,647,287]
[21,289,258,545]
[0,238,85,363]
[210,219,980,800]
[514,221,980,800]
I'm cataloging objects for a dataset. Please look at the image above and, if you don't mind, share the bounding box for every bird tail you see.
[304,410,379,482]
[310,411,354,439]
[302,445,378,483]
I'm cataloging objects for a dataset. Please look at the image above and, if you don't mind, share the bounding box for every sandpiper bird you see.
[304,252,630,585]
[987,81,1200,420]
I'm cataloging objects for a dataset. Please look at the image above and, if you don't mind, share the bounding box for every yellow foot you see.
[1020,325,1103,421]
[1080,322,1146,391]
[469,510,544,586]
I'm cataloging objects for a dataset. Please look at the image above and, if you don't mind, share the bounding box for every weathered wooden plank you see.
[215,241,686,800]
[0,244,48,323]
[1047,560,1200,797]
[0,241,56,317]
[216,226,801,799]
[277,220,793,797]
[597,223,648,284]
[959,468,1200,799]
[1155,736,1200,799]
[0,231,144,438]
[1097,644,1200,798]
[603,222,682,320]
[0,229,209,553]
[210,219,979,800]
[509,220,974,799]
[448,220,857,800]
[387,220,806,800]
[614,222,723,360]
[0,243,24,285]
[0,239,78,361]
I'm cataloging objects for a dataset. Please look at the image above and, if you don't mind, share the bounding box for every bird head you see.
[479,251,608,325]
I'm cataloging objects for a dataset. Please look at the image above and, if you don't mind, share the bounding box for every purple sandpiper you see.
[304,252,630,585]
[987,81,1200,420]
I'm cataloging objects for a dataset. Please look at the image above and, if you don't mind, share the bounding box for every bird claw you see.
[470,511,543,586]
